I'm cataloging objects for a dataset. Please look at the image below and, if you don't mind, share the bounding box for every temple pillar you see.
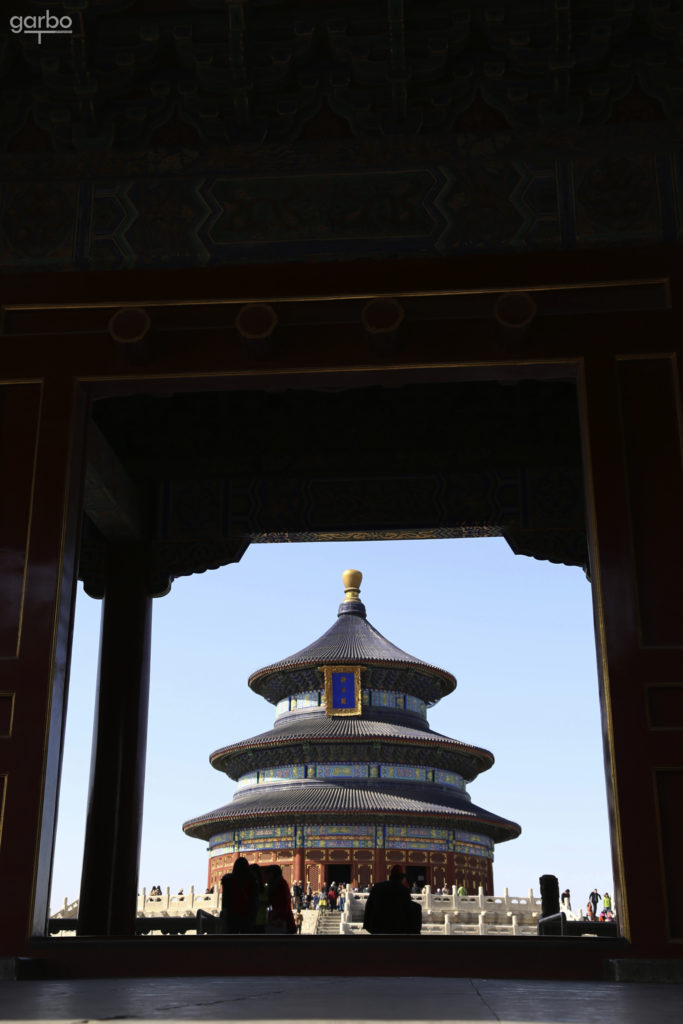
[372,849,384,885]
[77,546,152,936]
[580,352,683,952]
[0,378,88,949]
[293,848,305,885]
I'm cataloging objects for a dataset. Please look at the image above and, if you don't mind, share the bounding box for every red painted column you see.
[372,849,384,885]
[77,545,152,936]
[293,848,305,885]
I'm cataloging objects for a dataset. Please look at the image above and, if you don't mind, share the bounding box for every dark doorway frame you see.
[2,248,682,977]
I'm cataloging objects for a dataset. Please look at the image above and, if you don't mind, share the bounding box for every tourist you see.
[588,889,600,916]
[318,890,328,912]
[263,864,296,934]
[363,865,422,934]
[328,887,337,911]
[221,857,258,933]
[457,884,467,897]
[603,891,612,913]
[338,886,346,912]
[250,863,268,934]
[561,888,571,910]
[294,908,303,934]
[291,879,302,910]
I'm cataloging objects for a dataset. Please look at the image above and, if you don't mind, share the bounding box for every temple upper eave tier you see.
[248,605,456,705]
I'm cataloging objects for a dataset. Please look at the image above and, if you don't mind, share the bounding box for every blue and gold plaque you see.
[321,665,363,716]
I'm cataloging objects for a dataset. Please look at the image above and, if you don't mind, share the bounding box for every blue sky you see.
[51,537,614,913]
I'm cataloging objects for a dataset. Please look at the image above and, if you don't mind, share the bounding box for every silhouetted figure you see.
[221,857,258,933]
[363,865,422,934]
[539,874,560,918]
[250,863,268,934]
[264,864,296,934]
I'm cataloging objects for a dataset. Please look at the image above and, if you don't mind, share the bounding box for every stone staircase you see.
[316,911,343,935]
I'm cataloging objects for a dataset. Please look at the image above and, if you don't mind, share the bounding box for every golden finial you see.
[342,569,363,602]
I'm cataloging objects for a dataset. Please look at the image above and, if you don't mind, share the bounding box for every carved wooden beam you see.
[84,421,142,542]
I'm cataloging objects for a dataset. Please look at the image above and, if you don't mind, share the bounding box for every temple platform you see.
[1,975,681,1024]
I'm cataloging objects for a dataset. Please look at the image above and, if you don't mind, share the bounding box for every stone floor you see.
[1,976,681,1024]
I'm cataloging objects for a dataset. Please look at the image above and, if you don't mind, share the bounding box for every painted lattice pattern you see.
[292,691,320,709]
[380,764,428,781]
[235,770,258,790]
[258,765,306,782]
[274,689,428,717]
[275,691,323,718]
[405,695,427,715]
[304,824,375,848]
[434,769,465,790]
[450,830,494,860]
[209,823,296,855]
[385,824,449,851]
[316,763,369,778]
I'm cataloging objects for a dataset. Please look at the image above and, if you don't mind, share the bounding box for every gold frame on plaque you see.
[321,665,363,716]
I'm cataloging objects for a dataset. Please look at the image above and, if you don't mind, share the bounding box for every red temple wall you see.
[208,847,493,894]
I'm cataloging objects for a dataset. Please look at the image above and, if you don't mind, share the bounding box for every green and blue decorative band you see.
[274,690,426,719]
[208,824,493,856]
[236,762,466,790]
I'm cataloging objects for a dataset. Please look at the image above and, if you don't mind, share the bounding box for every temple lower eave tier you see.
[183,570,520,892]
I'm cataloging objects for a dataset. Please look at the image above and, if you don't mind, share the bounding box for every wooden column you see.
[580,352,683,952]
[77,546,152,936]
[372,849,384,885]
[293,849,305,885]
[0,377,87,950]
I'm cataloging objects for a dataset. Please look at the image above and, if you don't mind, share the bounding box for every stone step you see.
[316,912,343,934]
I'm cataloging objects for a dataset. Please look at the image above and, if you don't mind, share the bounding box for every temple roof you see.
[249,570,456,703]
[183,781,520,844]
[209,710,493,781]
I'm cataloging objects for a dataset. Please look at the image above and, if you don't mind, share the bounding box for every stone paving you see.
[1,976,682,1024]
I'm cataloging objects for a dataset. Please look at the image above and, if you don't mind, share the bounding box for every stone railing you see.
[345,886,540,919]
[339,886,542,936]
[54,885,610,938]
[51,886,221,921]
[137,887,220,916]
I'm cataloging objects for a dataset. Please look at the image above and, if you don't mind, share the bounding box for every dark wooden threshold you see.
[19,934,634,981]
